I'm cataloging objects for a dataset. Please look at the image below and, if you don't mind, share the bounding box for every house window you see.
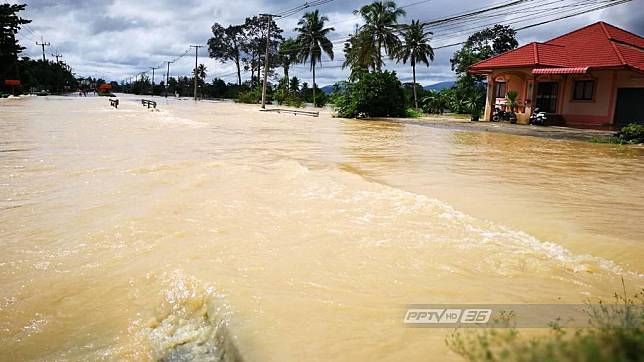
[573,80,594,100]
[495,82,507,98]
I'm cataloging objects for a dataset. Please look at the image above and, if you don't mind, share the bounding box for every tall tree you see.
[194,64,207,84]
[353,1,406,71]
[241,16,283,88]
[278,38,298,93]
[208,23,244,86]
[451,24,518,103]
[294,10,334,107]
[0,3,31,84]
[342,31,379,77]
[396,20,434,110]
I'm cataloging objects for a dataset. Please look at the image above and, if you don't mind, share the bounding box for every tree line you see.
[0,3,78,96]
[203,0,518,117]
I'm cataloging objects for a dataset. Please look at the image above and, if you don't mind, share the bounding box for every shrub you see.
[237,88,262,104]
[334,71,406,118]
[405,108,422,118]
[617,123,644,144]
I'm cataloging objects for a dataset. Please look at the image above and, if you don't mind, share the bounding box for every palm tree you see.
[294,10,334,107]
[194,64,207,84]
[278,38,299,94]
[289,76,301,93]
[353,1,406,71]
[396,20,434,110]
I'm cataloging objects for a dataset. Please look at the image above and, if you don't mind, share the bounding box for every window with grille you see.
[495,82,507,98]
[573,80,594,101]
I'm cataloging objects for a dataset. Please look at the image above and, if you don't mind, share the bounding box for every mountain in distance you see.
[320,85,334,94]
[320,81,455,94]
[423,81,455,91]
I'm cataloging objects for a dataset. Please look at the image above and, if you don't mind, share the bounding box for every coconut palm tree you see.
[294,10,334,107]
[278,38,299,94]
[353,1,406,71]
[396,20,434,110]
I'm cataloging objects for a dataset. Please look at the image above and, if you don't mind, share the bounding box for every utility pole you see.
[190,45,203,101]
[36,36,51,62]
[260,14,280,109]
[165,61,174,98]
[150,66,159,96]
[51,53,62,63]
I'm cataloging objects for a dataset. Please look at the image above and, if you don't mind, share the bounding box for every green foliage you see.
[274,88,304,108]
[294,10,334,107]
[237,87,262,104]
[1,3,31,88]
[334,70,406,118]
[449,24,518,114]
[447,287,644,362]
[590,124,644,145]
[617,123,644,144]
[505,90,519,111]
[17,58,77,94]
[405,108,422,118]
[350,1,406,71]
[421,90,448,114]
[207,23,244,86]
[396,19,434,109]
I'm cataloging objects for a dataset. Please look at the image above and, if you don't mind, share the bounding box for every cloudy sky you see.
[9,0,644,86]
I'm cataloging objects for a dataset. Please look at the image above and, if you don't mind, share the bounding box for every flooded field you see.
[1,95,643,361]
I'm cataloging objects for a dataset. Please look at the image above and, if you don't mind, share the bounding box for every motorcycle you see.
[492,107,517,123]
[529,107,548,126]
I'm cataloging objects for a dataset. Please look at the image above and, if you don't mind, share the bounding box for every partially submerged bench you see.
[141,99,157,109]
[259,108,319,117]
[109,98,119,109]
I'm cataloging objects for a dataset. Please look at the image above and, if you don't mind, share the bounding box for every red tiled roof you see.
[469,22,644,73]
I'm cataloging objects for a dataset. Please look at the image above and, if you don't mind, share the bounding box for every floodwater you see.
[1,95,643,361]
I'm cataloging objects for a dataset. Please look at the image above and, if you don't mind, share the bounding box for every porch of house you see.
[481,68,644,129]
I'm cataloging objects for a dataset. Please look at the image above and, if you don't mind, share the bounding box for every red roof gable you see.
[470,22,644,73]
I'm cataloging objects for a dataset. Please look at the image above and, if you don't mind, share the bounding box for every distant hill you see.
[423,81,455,91]
[321,85,334,94]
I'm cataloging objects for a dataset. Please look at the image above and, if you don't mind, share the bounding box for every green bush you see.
[617,123,644,144]
[237,88,262,104]
[334,71,406,118]
[405,108,422,118]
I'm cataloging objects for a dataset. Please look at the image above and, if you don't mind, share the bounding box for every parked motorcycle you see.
[529,108,548,126]
[492,107,517,123]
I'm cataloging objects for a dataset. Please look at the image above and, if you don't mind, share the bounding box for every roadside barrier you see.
[259,108,319,117]
[141,99,157,109]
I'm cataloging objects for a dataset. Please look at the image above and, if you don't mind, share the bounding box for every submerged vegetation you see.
[447,287,644,362]
[591,124,644,145]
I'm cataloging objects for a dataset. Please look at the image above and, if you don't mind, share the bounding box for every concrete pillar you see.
[483,74,495,122]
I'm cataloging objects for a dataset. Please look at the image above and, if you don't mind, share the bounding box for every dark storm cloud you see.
[8,0,643,86]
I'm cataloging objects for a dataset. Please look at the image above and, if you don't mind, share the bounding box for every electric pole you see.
[150,66,159,96]
[36,37,51,62]
[165,61,174,98]
[51,53,62,63]
[190,45,203,101]
[260,14,280,109]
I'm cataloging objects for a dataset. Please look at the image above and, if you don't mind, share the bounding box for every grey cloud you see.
[9,0,643,86]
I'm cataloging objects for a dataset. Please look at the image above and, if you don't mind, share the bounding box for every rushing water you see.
[1,95,643,361]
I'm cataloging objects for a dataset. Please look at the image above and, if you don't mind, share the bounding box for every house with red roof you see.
[469,22,644,128]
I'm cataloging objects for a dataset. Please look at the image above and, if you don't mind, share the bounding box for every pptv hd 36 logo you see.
[404,308,492,326]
